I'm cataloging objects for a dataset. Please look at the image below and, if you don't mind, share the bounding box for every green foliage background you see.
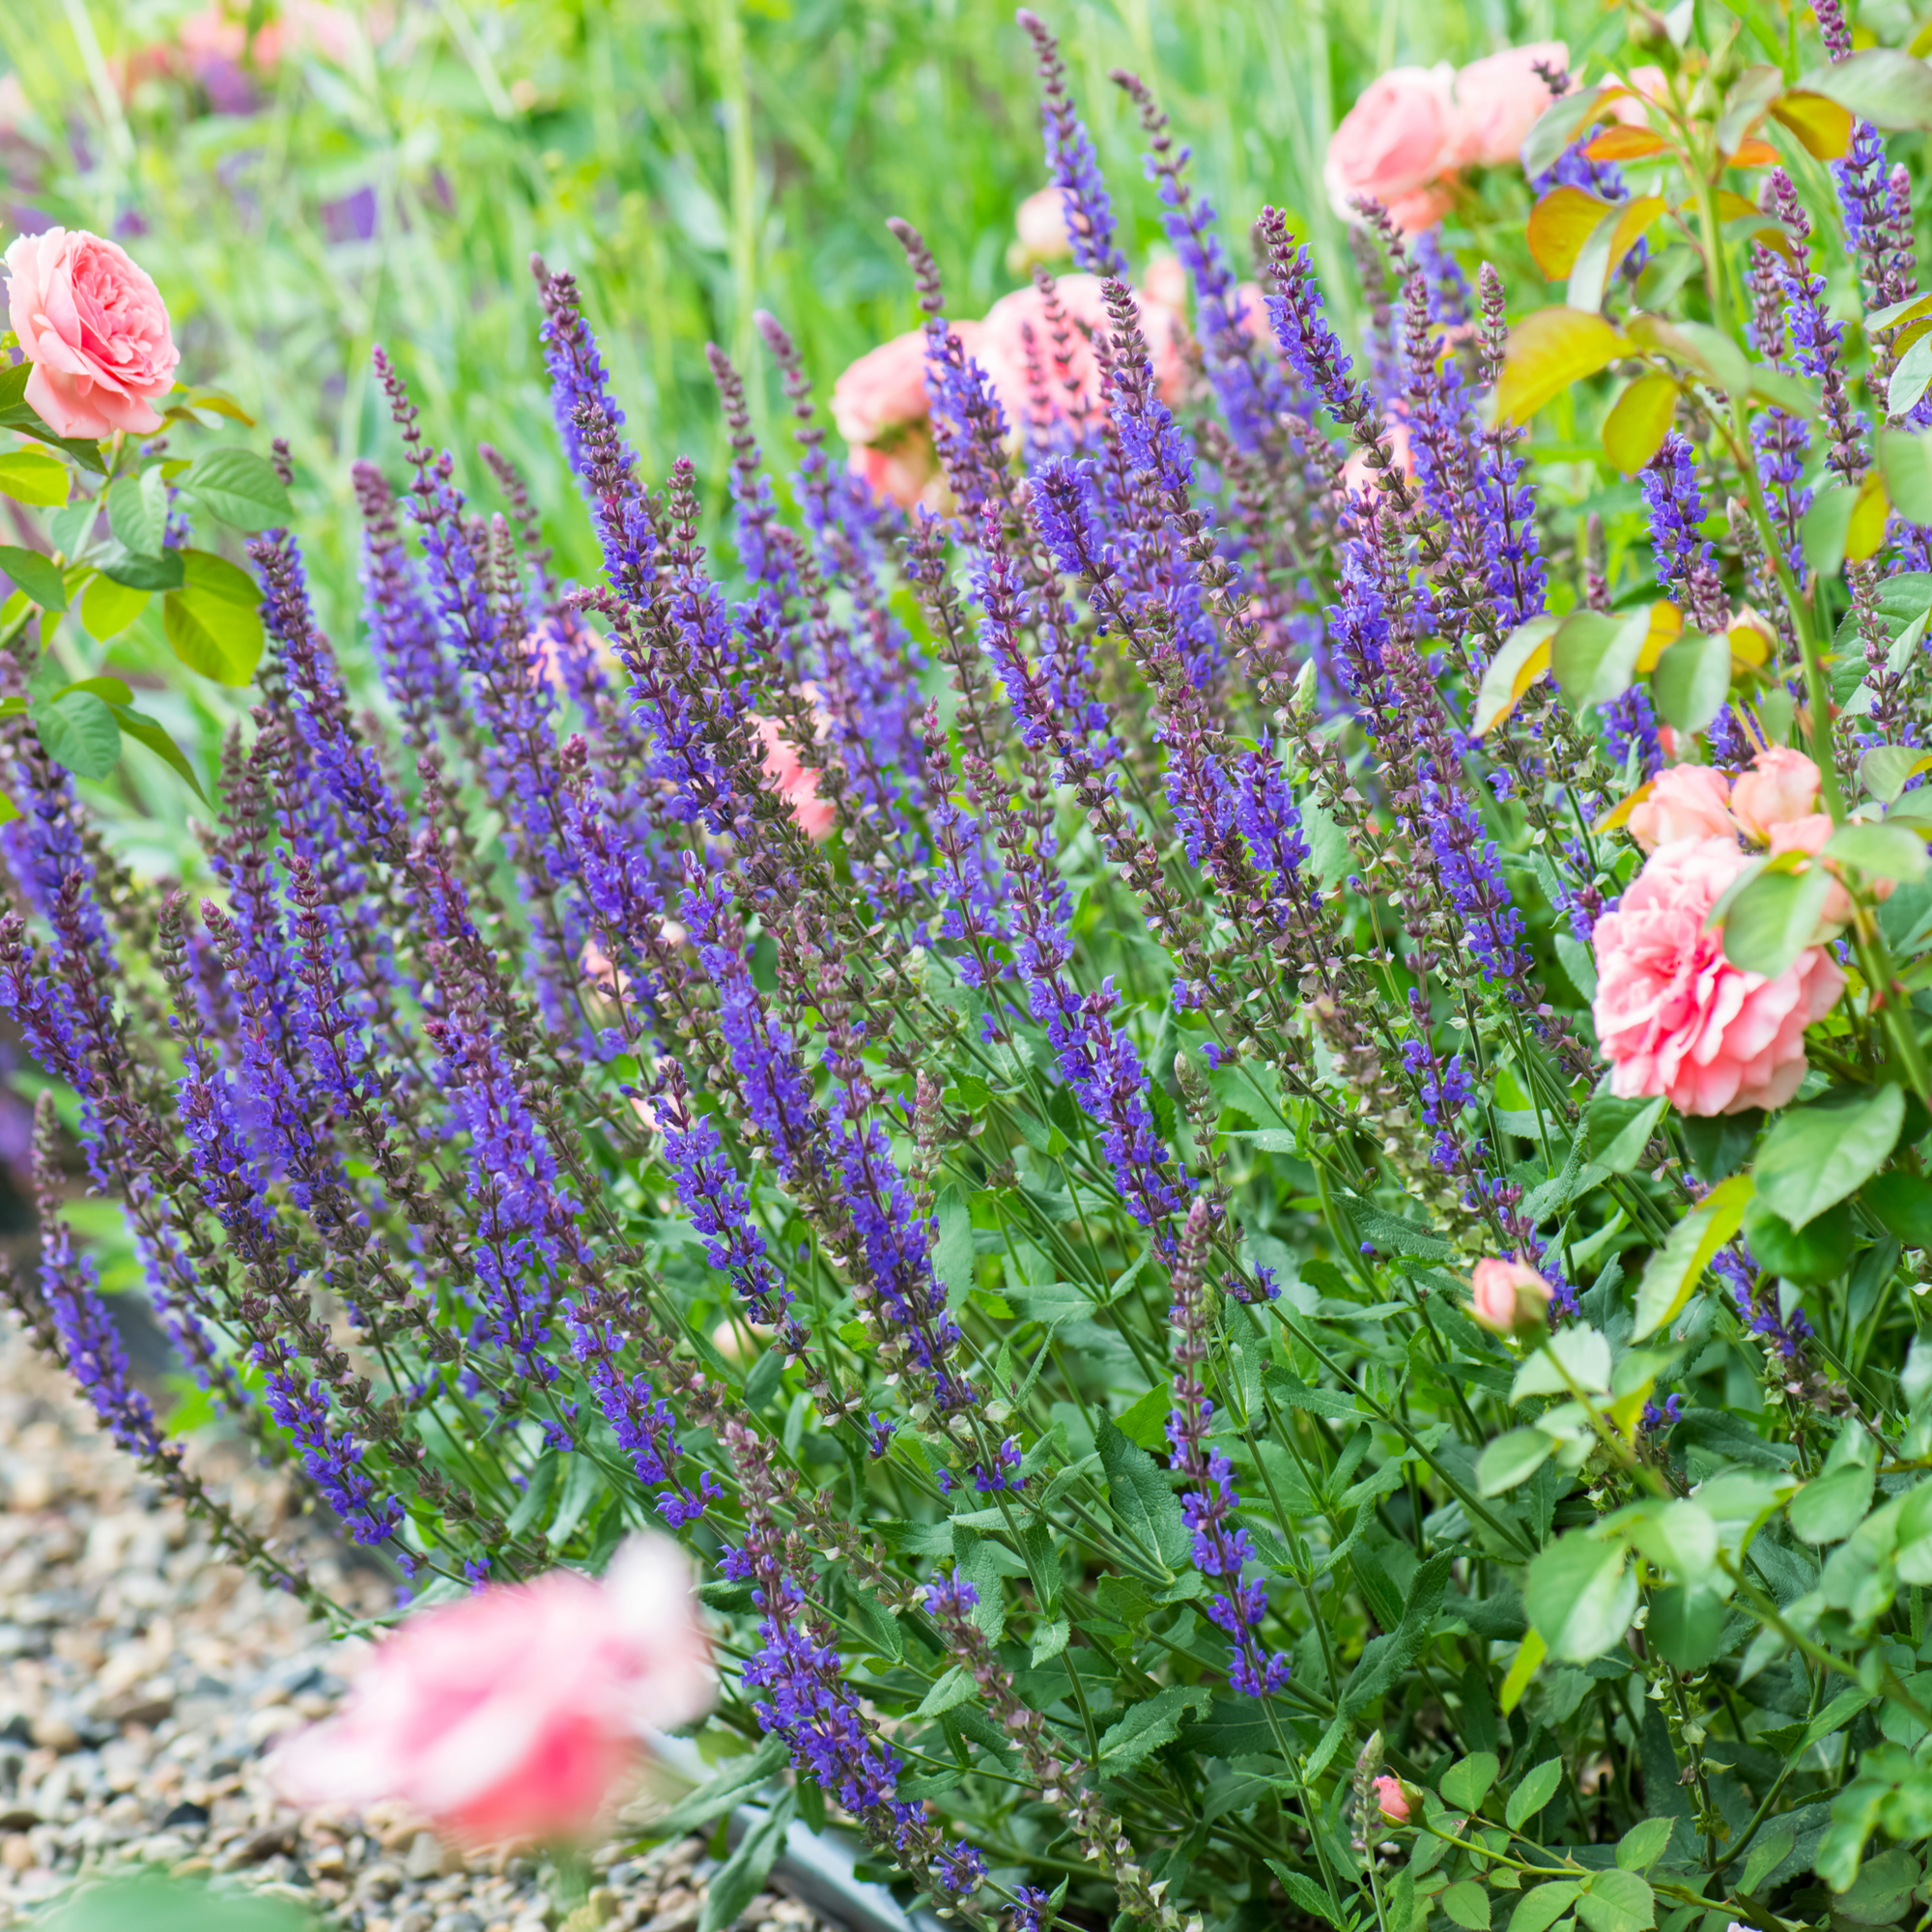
[0,0,1584,627]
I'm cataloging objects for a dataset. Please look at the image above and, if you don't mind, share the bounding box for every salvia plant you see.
[26,6,1932,1931]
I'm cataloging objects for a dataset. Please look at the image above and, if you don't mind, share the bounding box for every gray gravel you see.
[0,1323,834,1932]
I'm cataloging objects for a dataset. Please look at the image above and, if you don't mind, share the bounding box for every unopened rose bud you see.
[1468,1257,1552,1336]
[1374,1774,1412,1824]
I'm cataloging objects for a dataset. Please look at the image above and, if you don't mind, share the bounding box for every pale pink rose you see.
[975,273,1187,437]
[1341,421,1416,500]
[1141,252,1189,316]
[1448,43,1569,168]
[1627,762,1737,852]
[1591,836,1846,1116]
[830,328,936,448]
[1324,66,1460,227]
[1011,185,1072,268]
[1767,812,1856,926]
[4,227,180,440]
[1768,812,1898,921]
[1375,1774,1411,1823]
[834,324,983,509]
[177,0,361,70]
[1729,746,1821,842]
[1606,65,1670,128]
[1468,1257,1553,1335]
[756,716,836,842]
[850,437,946,512]
[272,1537,712,1849]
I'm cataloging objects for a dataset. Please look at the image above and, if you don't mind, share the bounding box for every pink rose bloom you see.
[830,328,935,449]
[832,324,986,510]
[1374,1774,1411,1823]
[756,716,836,842]
[4,227,180,440]
[273,1537,712,1848]
[1729,746,1821,842]
[1606,65,1670,128]
[1468,1257,1553,1335]
[1627,763,1736,852]
[1448,43,1568,168]
[1592,836,1845,1116]
[975,273,1186,439]
[1341,421,1416,500]
[1011,185,1072,269]
[1324,65,1460,230]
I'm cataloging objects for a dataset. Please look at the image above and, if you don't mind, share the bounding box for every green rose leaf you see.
[0,447,71,508]
[31,689,121,781]
[1505,1758,1564,1831]
[163,583,266,685]
[1576,1867,1655,1932]
[0,544,70,611]
[184,445,293,532]
[1525,1533,1638,1662]
[1756,1086,1906,1230]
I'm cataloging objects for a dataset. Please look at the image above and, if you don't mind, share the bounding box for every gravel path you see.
[0,1322,835,1932]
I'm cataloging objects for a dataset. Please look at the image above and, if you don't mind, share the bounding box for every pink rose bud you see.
[1592,835,1845,1115]
[1468,1257,1553,1335]
[271,1536,713,1849]
[1626,762,1736,852]
[1729,746,1823,842]
[1446,43,1570,169]
[1323,65,1461,231]
[4,227,181,440]
[1374,1773,1411,1823]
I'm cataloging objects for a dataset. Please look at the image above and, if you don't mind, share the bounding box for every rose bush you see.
[11,8,1932,1932]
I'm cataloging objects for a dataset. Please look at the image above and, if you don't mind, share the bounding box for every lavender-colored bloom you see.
[1640,431,1711,602]
[1264,219,1357,423]
[1597,685,1662,778]
[657,1060,806,1356]
[1018,11,1128,280]
[1166,1202,1291,1697]
[36,1141,166,1465]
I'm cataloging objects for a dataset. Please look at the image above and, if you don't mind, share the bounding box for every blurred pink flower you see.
[1341,420,1415,499]
[1592,835,1844,1116]
[272,1537,712,1849]
[832,324,984,510]
[1468,1258,1552,1335]
[1728,746,1821,842]
[1448,42,1568,167]
[1627,762,1735,852]
[1141,252,1188,315]
[1323,65,1461,229]
[756,716,836,842]
[975,273,1186,436]
[1606,66,1670,128]
[1009,185,1073,270]
[3,227,179,439]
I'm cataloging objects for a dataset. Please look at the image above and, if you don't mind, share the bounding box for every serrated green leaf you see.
[185,444,293,531]
[1506,1758,1564,1831]
[163,583,265,685]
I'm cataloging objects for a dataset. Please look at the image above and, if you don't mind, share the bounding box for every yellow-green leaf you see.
[1528,186,1617,280]
[1768,90,1854,158]
[1498,309,1629,424]
[1473,615,1558,733]
[1604,374,1680,473]
[1633,1173,1754,1341]
[79,572,149,641]
[0,448,70,508]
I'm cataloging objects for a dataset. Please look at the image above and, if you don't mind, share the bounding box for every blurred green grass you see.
[3,0,1573,634]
